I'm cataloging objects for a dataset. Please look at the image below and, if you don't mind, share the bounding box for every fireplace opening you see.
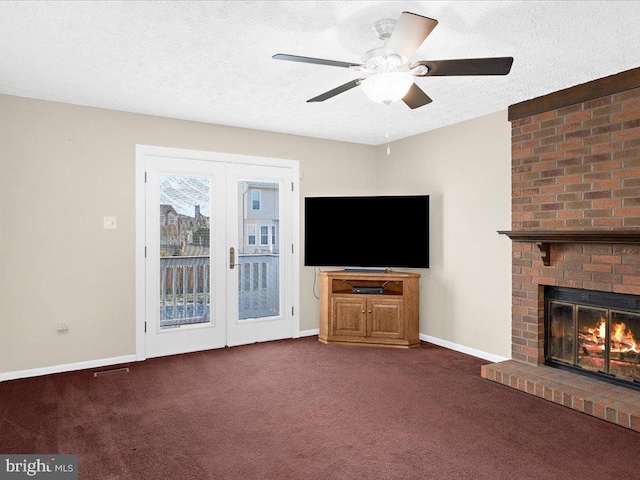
[545,286,640,390]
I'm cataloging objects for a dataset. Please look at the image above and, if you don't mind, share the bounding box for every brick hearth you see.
[482,67,640,432]
[481,361,640,432]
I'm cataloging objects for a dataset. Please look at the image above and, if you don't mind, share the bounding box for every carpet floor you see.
[1,338,639,479]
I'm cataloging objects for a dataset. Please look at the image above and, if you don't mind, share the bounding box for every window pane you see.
[251,190,261,210]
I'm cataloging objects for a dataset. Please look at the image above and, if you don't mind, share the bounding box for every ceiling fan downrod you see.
[372,18,396,43]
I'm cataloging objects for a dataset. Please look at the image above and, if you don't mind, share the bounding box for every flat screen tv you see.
[304,195,429,269]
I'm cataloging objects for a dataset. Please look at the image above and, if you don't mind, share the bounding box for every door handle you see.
[230,247,239,269]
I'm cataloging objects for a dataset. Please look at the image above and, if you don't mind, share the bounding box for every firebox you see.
[545,286,640,390]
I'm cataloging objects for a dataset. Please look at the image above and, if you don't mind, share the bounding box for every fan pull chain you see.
[386,103,391,155]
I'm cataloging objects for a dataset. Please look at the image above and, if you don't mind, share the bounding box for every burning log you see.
[578,330,604,347]
[611,351,640,365]
[580,343,605,355]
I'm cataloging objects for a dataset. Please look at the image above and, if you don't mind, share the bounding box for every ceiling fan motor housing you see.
[362,47,405,72]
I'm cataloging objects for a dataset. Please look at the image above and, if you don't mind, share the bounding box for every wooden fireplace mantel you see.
[497,230,640,266]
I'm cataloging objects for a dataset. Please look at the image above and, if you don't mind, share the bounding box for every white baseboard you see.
[0,335,506,381]
[0,355,137,382]
[298,328,319,337]
[297,330,508,363]
[419,334,509,363]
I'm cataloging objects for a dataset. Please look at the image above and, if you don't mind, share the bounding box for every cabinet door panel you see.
[331,297,367,337]
[368,298,404,339]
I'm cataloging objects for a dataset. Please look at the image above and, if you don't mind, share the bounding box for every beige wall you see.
[0,94,512,375]
[376,111,512,358]
[0,94,377,373]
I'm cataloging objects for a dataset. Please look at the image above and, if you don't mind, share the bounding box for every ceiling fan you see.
[273,11,514,109]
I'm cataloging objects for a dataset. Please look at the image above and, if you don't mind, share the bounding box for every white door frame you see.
[135,144,300,361]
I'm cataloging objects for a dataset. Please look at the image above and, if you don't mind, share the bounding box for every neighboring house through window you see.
[160,204,178,225]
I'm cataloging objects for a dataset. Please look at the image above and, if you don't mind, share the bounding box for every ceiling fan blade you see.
[307,79,364,103]
[412,57,514,76]
[387,12,438,61]
[273,54,362,69]
[402,83,433,109]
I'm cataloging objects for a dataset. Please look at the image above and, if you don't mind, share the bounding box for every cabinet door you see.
[331,297,367,338]
[368,298,404,339]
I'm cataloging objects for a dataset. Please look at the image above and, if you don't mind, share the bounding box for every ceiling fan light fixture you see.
[361,72,413,104]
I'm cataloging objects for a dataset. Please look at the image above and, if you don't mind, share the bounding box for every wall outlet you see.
[56,323,69,334]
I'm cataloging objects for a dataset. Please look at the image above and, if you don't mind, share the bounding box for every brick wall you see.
[510,86,640,365]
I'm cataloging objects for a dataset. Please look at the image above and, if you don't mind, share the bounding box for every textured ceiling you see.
[1,1,639,146]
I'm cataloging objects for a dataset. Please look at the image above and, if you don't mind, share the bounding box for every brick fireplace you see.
[481,66,640,432]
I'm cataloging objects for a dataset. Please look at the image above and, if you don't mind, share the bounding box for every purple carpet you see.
[1,338,639,479]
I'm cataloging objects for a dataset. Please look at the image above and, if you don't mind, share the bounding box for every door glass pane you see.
[238,181,280,320]
[577,306,607,373]
[158,175,211,329]
[547,302,574,364]
[609,311,640,380]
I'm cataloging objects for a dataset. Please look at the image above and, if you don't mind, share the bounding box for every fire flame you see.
[587,317,607,343]
[587,316,638,353]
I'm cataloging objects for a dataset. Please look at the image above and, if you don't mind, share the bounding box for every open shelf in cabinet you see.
[330,278,404,296]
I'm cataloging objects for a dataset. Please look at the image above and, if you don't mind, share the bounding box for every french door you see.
[139,148,298,359]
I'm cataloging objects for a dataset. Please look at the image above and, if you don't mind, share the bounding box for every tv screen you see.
[304,195,429,269]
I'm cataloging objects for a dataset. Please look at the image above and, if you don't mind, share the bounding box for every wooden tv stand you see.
[318,270,420,348]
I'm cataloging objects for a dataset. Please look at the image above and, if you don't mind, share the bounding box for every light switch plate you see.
[103,216,117,229]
